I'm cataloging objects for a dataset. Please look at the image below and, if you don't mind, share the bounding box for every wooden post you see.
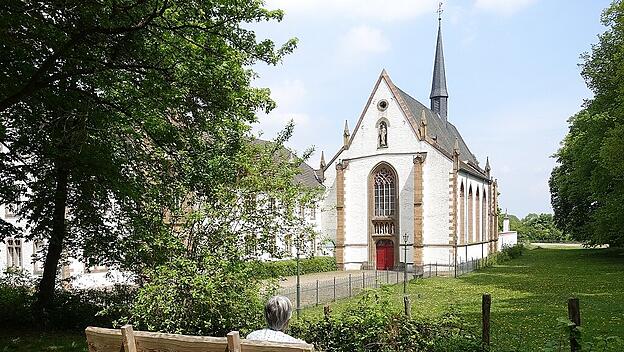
[324,305,331,319]
[568,298,581,352]
[362,272,365,289]
[121,325,137,352]
[482,294,491,347]
[403,295,411,317]
[333,276,336,301]
[227,331,241,352]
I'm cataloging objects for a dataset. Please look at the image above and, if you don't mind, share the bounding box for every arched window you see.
[459,182,465,245]
[482,192,488,241]
[468,186,474,243]
[374,167,395,216]
[476,188,481,243]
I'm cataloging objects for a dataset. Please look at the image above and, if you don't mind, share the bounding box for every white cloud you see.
[265,0,438,22]
[338,25,390,62]
[253,79,310,138]
[474,0,537,15]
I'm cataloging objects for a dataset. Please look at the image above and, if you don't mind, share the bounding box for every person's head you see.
[264,295,293,331]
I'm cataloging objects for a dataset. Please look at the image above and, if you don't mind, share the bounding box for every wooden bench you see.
[85,325,314,352]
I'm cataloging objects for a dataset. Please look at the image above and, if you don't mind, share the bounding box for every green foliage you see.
[125,256,268,336]
[502,213,567,242]
[249,256,337,279]
[550,0,624,246]
[0,0,299,309]
[291,289,482,352]
[0,270,135,331]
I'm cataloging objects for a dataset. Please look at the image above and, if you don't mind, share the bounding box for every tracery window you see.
[374,168,395,216]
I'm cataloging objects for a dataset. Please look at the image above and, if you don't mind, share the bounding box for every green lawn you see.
[4,246,623,351]
[300,246,624,351]
[0,330,86,352]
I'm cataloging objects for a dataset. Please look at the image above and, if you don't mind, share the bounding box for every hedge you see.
[249,256,336,279]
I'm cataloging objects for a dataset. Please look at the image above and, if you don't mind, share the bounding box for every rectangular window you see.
[7,238,22,269]
[310,204,316,220]
[33,241,44,275]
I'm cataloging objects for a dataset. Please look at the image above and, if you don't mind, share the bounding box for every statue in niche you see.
[378,121,388,147]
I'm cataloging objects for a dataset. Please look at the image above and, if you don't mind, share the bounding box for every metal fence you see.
[277,258,487,310]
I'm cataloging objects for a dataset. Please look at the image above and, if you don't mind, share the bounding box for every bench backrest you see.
[85,325,314,352]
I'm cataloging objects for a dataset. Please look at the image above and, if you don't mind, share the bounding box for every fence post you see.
[324,305,331,320]
[435,262,438,277]
[429,263,432,278]
[316,280,319,307]
[333,276,336,302]
[403,295,411,317]
[568,298,581,352]
[482,294,491,348]
[349,274,352,298]
[362,272,365,289]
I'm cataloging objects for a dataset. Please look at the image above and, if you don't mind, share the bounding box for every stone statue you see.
[379,122,387,147]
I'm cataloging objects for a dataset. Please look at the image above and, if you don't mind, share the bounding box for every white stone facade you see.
[319,72,500,271]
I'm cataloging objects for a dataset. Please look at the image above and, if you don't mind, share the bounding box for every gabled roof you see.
[325,70,488,180]
[253,139,324,188]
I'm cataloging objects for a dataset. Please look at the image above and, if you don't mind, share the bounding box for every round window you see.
[377,99,388,111]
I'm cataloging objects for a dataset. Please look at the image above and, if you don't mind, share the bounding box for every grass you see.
[300,246,624,351]
[3,246,623,351]
[0,330,87,352]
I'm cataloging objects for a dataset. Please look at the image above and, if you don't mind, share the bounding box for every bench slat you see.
[85,326,313,352]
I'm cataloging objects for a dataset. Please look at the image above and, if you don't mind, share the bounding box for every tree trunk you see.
[34,158,69,321]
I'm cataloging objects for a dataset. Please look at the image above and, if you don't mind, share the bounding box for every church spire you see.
[430,2,449,122]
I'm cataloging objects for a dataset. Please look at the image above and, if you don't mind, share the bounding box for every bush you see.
[0,270,135,331]
[249,256,336,279]
[289,289,482,352]
[126,256,269,336]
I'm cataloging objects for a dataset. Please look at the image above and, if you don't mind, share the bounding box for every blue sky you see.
[250,0,610,218]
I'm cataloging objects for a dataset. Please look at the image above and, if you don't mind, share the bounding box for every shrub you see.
[0,270,135,331]
[249,256,336,279]
[126,256,269,336]
[289,289,482,352]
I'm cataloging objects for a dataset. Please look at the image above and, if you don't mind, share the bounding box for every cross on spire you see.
[437,1,444,22]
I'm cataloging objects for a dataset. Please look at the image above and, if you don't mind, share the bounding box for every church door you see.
[376,240,394,270]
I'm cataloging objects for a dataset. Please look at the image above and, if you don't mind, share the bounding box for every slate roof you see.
[395,87,487,178]
[253,139,324,188]
[430,24,448,99]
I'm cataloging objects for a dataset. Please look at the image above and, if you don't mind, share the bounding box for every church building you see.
[317,20,501,271]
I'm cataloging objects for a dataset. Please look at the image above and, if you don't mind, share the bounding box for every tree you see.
[550,0,624,247]
[0,0,298,316]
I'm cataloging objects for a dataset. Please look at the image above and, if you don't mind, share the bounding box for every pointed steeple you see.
[343,120,350,148]
[430,15,449,122]
[320,151,326,169]
[485,157,491,179]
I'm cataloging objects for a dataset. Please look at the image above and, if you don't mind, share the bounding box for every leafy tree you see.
[550,0,624,247]
[0,0,300,317]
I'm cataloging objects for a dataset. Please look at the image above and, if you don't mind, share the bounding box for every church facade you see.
[317,23,501,271]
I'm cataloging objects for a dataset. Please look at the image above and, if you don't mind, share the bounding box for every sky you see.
[249,0,611,218]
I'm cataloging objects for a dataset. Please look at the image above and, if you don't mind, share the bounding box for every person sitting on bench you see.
[246,295,306,344]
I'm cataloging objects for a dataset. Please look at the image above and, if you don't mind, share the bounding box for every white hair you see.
[264,295,293,331]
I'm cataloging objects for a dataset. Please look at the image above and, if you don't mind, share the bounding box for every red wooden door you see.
[376,240,394,270]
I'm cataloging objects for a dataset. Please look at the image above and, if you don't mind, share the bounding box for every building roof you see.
[252,139,324,188]
[395,86,487,178]
[430,23,448,99]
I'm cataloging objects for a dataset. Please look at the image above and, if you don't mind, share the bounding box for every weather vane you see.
[437,1,444,21]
